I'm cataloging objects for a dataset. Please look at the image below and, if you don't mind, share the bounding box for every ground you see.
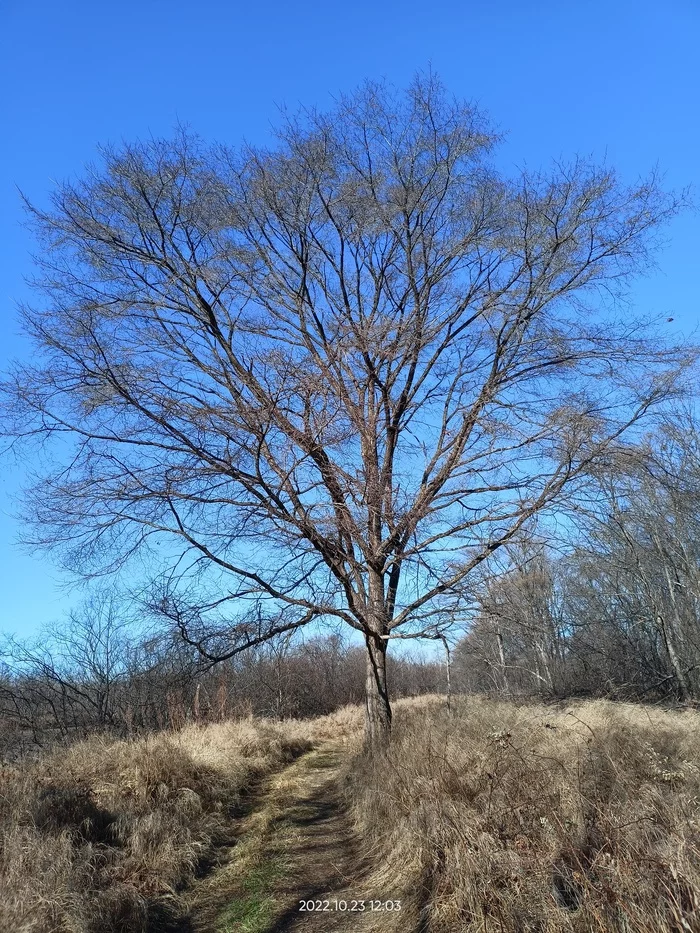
[184,743,394,933]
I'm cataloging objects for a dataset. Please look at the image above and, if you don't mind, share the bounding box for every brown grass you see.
[0,716,320,933]
[6,697,698,932]
[346,696,700,932]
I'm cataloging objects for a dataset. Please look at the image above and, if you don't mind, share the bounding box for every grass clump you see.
[0,717,312,933]
[346,696,700,932]
[216,858,284,933]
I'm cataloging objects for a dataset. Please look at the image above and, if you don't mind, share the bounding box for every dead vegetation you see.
[4,697,700,932]
[0,714,327,932]
[346,696,700,932]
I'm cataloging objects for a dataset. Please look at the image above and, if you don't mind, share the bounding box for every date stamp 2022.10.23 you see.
[299,899,402,913]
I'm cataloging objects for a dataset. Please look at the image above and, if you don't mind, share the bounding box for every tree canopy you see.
[1,75,693,746]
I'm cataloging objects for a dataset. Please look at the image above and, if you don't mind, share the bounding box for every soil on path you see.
[184,743,396,933]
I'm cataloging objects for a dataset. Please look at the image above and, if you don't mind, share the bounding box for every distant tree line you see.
[0,600,443,759]
[454,410,700,703]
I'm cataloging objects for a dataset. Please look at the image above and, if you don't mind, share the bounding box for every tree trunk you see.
[660,561,695,700]
[442,636,452,716]
[364,634,391,751]
[656,613,692,702]
[536,640,554,695]
[496,631,509,695]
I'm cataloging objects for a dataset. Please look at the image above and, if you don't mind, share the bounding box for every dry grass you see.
[0,716,319,933]
[346,696,700,932]
[7,696,697,932]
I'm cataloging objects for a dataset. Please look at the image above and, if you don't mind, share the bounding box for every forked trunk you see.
[364,634,391,751]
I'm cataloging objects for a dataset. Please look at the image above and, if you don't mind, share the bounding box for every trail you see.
[184,743,393,933]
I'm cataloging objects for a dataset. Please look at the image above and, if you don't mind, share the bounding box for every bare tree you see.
[1,75,692,748]
[567,413,700,700]
[482,549,568,695]
[0,590,138,743]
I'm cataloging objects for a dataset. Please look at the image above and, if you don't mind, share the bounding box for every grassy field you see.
[0,709,360,933]
[347,696,700,932]
[2,698,700,932]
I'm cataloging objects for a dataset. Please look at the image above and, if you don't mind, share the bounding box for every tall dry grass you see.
[0,716,318,933]
[347,696,700,932]
[7,695,696,932]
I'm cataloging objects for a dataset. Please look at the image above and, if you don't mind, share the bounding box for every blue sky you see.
[0,0,698,637]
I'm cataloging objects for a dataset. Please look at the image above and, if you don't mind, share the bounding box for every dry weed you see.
[0,716,315,932]
[346,696,700,932]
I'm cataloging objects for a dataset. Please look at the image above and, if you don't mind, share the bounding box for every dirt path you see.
[184,743,393,933]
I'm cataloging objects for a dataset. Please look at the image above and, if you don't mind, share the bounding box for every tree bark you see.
[656,613,692,702]
[364,634,391,751]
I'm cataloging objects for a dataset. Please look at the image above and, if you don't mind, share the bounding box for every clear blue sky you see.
[1,0,698,637]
